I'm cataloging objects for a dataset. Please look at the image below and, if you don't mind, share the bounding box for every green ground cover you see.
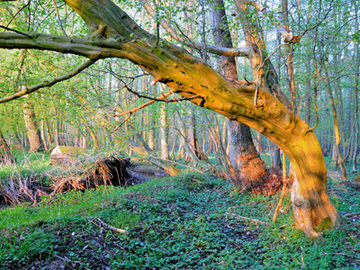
[0,164,359,269]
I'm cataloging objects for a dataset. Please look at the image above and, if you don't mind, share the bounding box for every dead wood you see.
[0,156,149,206]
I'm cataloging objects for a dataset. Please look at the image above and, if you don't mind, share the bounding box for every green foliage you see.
[1,172,359,269]
[0,229,61,267]
[0,150,51,185]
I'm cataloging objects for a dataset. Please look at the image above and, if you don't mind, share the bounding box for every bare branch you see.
[142,0,250,57]
[111,113,132,133]
[52,0,68,36]
[273,152,288,223]
[89,218,127,233]
[113,92,172,117]
[0,58,98,103]
[0,25,33,38]
[278,1,333,44]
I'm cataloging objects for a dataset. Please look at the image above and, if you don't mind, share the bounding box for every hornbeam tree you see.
[0,0,340,237]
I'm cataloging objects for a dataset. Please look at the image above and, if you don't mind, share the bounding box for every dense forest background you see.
[0,0,360,269]
[0,0,358,176]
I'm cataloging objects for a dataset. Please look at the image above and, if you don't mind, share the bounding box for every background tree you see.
[1,0,359,237]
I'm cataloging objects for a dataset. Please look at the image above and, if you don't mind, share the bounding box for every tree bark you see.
[175,110,200,166]
[234,0,289,106]
[352,2,359,173]
[159,94,170,159]
[209,0,268,189]
[187,108,201,160]
[40,120,49,152]
[324,67,347,180]
[0,0,340,237]
[23,95,43,153]
[282,0,297,113]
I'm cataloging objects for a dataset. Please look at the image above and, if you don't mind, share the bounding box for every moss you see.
[354,173,360,183]
[55,146,86,156]
[315,217,333,232]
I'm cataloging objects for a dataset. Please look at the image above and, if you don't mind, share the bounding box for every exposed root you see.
[0,156,149,206]
[0,176,50,205]
[247,172,293,196]
[51,156,144,193]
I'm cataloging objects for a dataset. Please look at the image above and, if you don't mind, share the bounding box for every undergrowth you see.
[0,150,51,185]
[0,171,359,269]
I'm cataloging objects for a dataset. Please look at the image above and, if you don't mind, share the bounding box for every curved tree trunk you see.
[0,0,340,237]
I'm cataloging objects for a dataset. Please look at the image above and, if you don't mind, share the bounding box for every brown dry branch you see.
[342,212,360,218]
[0,176,49,205]
[273,152,288,223]
[88,218,127,233]
[97,218,127,233]
[113,92,172,117]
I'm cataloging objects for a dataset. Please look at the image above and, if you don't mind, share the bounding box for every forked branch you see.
[0,58,98,103]
[142,0,250,57]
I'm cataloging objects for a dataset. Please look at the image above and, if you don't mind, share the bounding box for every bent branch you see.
[0,58,98,103]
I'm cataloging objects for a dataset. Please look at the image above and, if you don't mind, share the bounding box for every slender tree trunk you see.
[352,2,359,173]
[175,111,199,166]
[148,118,155,150]
[324,68,347,180]
[86,125,99,150]
[53,108,60,147]
[40,120,49,152]
[46,120,53,149]
[81,135,87,149]
[23,95,43,153]
[282,0,297,113]
[159,95,169,159]
[187,108,201,160]
[272,143,282,172]
[273,33,283,172]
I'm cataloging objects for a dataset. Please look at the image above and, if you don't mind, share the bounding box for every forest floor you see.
[0,151,360,269]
